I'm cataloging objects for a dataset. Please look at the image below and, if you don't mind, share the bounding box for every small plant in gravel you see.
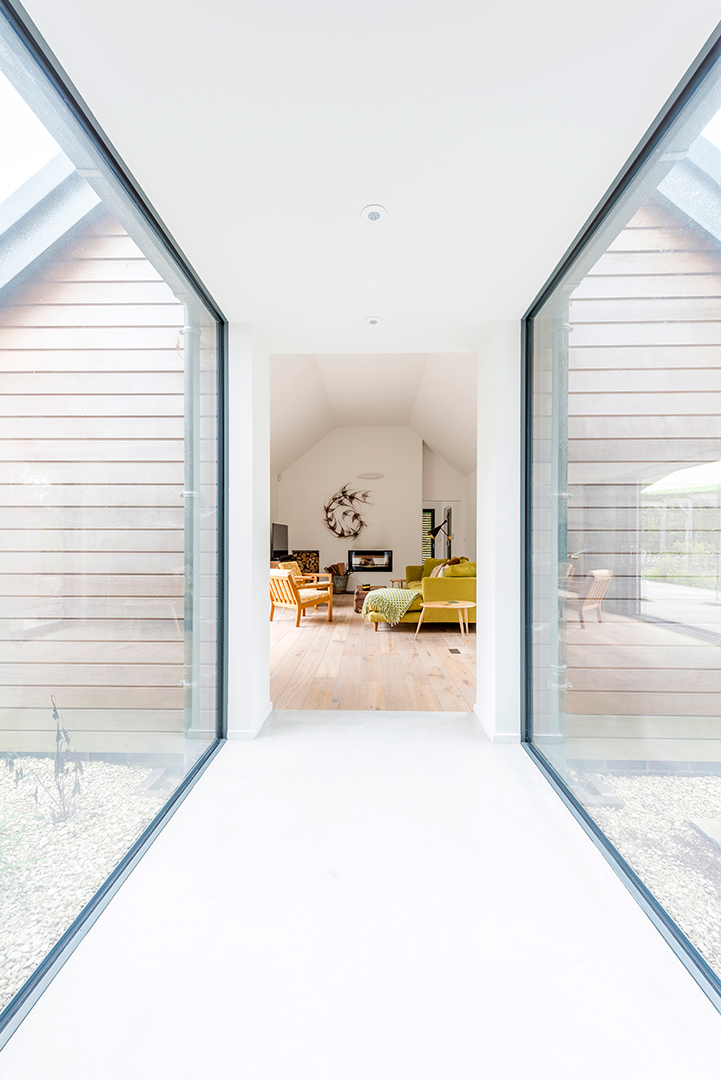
[51,697,83,823]
[3,698,84,824]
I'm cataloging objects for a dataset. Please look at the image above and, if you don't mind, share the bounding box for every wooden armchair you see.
[563,569,612,628]
[270,569,333,626]
[277,560,332,589]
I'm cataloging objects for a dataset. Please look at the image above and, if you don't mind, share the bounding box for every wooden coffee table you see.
[414,600,476,641]
[389,579,406,588]
[354,584,384,614]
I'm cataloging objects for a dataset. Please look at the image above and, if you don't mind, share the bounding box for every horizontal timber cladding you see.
[0,210,187,756]
[566,196,721,762]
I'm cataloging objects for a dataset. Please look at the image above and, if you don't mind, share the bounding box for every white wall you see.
[464,469,477,562]
[270,469,280,531]
[278,426,422,586]
[227,324,272,738]
[474,321,521,743]
[422,444,464,501]
[422,445,477,560]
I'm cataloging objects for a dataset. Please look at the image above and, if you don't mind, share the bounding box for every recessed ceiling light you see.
[357,473,384,480]
[364,316,382,326]
[361,204,387,223]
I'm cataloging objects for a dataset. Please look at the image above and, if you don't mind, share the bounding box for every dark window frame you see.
[0,0,228,1047]
[521,18,721,1014]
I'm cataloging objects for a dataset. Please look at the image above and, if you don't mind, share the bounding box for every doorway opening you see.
[268,353,477,711]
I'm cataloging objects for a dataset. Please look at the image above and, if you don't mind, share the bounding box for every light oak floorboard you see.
[269,595,475,711]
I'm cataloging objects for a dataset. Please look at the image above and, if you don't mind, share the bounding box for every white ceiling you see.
[270,353,477,475]
[20,0,721,354]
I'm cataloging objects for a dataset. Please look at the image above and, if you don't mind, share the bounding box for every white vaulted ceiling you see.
[20,0,721,355]
[270,354,477,475]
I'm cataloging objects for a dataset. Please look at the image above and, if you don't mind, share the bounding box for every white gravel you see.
[0,757,174,1012]
[589,773,721,973]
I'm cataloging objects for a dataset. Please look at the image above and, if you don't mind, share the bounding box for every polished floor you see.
[270,593,475,710]
[3,710,721,1078]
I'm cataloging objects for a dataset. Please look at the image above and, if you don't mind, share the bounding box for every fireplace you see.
[347,549,393,573]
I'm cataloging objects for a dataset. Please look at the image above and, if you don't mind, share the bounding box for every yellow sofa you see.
[365,558,476,627]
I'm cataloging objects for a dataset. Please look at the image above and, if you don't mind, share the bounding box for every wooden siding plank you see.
[0,440,183,461]
[12,282,180,305]
[0,619,182,641]
[0,350,183,372]
[569,297,721,321]
[60,236,147,259]
[0,640,182,662]
[0,574,183,597]
[569,345,721,368]
[566,691,721,716]
[0,685,183,707]
[0,396,182,417]
[569,367,721,393]
[0,463,184,484]
[0,417,184,439]
[571,274,721,300]
[605,226,717,252]
[0,304,183,328]
[0,663,182,686]
[0,507,183,528]
[568,414,721,439]
[0,732,186,754]
[0,371,183,393]
[0,529,184,551]
[569,391,721,414]
[591,251,721,274]
[31,260,164,283]
[0,327,183,348]
[0,485,185,508]
[571,323,721,347]
[0,597,183,619]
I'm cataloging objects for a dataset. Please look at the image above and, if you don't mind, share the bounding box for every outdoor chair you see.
[563,569,613,628]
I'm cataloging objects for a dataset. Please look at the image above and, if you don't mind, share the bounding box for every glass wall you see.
[528,40,721,989]
[0,5,223,1025]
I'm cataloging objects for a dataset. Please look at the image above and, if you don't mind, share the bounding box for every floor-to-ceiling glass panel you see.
[0,8,222,1019]
[529,44,721,982]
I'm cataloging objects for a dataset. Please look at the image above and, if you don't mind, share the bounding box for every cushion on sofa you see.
[444,561,476,577]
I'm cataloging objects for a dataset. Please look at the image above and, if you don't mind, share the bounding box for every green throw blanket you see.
[361,588,421,626]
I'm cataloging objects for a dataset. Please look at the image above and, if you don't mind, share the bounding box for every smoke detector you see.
[361,204,387,223]
[364,316,382,326]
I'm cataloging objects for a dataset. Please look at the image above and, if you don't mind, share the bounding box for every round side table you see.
[414,600,476,641]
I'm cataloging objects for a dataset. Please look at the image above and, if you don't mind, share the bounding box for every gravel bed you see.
[587,773,721,973]
[0,757,173,1012]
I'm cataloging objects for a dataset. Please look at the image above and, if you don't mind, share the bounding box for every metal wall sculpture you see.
[322,484,373,539]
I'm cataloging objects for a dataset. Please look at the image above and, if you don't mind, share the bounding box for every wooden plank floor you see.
[270,594,475,711]
[565,610,721,761]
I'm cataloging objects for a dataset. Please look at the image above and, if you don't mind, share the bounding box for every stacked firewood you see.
[324,562,347,576]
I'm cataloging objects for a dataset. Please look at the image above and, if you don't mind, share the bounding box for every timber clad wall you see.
[565,196,721,761]
[0,209,187,755]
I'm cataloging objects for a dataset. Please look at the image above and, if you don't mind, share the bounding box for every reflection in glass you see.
[530,52,721,978]
[0,24,220,1015]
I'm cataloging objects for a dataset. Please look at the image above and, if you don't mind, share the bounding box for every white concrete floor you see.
[3,710,721,1079]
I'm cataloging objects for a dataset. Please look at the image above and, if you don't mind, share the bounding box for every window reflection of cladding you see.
[528,45,721,999]
[0,10,222,1035]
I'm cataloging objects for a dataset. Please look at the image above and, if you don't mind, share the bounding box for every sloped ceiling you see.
[271,353,476,475]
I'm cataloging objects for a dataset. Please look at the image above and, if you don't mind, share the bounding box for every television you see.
[271,523,289,560]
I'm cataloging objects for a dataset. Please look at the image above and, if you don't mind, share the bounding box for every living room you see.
[269,352,477,710]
